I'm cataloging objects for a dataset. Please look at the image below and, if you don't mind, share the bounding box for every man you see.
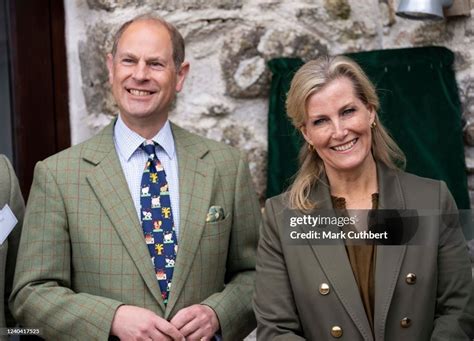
[0,155,24,340]
[11,14,260,340]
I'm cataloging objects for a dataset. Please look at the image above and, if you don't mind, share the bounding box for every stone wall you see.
[65,0,474,206]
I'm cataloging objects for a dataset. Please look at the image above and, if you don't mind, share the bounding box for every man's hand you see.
[170,304,220,340]
[111,305,185,341]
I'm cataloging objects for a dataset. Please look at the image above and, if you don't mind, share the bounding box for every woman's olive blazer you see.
[254,163,473,340]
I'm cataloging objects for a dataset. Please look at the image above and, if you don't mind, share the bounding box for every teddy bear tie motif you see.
[140,140,177,305]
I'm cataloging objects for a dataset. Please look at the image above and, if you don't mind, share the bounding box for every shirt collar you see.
[114,114,176,161]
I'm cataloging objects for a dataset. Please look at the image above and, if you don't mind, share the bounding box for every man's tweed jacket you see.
[10,122,260,340]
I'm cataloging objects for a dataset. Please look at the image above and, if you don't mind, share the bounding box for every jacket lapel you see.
[165,124,215,316]
[373,163,407,341]
[303,175,374,341]
[84,121,166,312]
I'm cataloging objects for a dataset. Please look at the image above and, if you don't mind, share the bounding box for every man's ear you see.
[106,53,114,85]
[175,61,190,92]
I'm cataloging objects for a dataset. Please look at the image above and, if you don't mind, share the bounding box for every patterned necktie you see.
[140,140,177,305]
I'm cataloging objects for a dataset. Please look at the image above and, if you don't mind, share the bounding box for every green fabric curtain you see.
[267,47,470,214]
[267,58,305,197]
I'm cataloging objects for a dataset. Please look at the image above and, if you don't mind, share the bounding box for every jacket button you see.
[330,326,343,338]
[400,317,412,328]
[405,273,416,284]
[319,283,330,295]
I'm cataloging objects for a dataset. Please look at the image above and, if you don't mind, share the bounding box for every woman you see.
[253,56,472,340]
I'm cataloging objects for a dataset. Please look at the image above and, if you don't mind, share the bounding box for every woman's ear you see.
[300,125,313,147]
[367,105,376,125]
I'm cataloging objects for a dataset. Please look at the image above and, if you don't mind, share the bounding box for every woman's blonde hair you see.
[285,55,406,211]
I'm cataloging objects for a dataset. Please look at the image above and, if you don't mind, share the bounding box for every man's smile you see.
[126,88,156,96]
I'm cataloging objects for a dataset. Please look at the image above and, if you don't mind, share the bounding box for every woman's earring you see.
[308,144,315,152]
[370,121,377,129]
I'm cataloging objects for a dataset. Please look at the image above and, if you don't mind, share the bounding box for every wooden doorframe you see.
[7,0,70,198]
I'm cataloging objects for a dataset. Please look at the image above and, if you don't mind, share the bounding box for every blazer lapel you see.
[165,124,215,316]
[373,163,407,341]
[84,122,166,312]
[303,175,374,341]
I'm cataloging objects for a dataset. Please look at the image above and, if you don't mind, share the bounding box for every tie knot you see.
[141,140,156,159]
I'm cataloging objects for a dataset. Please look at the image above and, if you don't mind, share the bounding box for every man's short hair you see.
[111,14,185,70]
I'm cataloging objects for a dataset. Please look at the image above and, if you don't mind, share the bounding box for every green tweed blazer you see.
[10,122,260,340]
[0,155,24,334]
